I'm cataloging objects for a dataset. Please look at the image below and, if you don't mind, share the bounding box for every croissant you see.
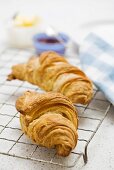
[8,51,93,104]
[16,91,78,156]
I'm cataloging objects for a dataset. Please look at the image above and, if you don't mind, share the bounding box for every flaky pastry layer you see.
[8,51,93,104]
[16,91,78,156]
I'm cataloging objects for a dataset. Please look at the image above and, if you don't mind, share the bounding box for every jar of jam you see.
[33,33,69,55]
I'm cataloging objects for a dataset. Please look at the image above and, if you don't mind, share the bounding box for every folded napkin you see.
[79,33,114,105]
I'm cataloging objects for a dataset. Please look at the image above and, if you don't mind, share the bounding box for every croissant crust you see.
[16,91,78,156]
[8,51,93,104]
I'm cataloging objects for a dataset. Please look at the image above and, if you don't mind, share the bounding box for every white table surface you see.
[0,0,114,170]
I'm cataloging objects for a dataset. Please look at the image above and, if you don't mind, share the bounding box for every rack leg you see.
[83,146,88,164]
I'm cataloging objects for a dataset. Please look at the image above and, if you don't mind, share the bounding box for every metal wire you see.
[0,48,111,168]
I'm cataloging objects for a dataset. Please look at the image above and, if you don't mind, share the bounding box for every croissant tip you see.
[7,74,16,81]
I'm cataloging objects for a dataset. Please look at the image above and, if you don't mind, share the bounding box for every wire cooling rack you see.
[0,48,111,168]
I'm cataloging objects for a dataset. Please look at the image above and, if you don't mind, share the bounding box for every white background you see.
[0,0,114,44]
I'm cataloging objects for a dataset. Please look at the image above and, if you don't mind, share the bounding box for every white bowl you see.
[6,20,41,48]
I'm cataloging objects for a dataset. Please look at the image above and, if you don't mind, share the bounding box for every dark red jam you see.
[38,38,60,44]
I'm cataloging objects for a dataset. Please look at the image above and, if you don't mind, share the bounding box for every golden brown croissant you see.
[16,91,78,157]
[8,51,93,104]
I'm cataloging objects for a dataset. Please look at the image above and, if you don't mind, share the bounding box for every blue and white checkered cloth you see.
[79,33,114,105]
